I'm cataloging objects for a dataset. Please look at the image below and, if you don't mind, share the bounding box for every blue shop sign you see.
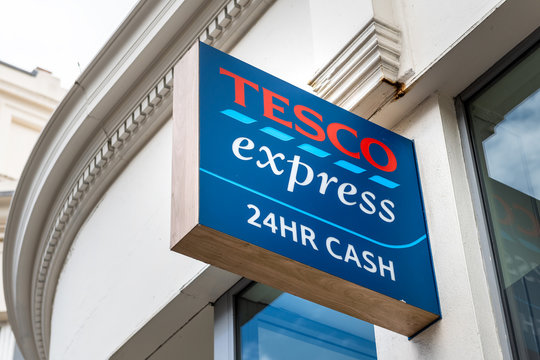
[196,42,440,320]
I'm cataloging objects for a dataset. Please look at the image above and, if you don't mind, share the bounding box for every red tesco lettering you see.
[220,67,397,172]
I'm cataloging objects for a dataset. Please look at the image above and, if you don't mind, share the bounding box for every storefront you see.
[3,0,539,359]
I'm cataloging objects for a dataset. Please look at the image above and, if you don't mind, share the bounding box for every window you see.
[463,35,540,359]
[215,281,377,360]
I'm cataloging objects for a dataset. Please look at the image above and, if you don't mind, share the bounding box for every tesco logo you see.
[220,68,397,172]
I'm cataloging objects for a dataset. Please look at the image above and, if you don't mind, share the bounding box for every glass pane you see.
[467,43,540,359]
[236,283,377,360]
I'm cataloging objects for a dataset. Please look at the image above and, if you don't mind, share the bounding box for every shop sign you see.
[171,42,441,336]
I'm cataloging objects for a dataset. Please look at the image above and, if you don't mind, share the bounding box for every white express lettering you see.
[257,146,285,175]
[337,183,357,206]
[379,199,395,223]
[317,172,338,195]
[359,191,376,214]
[287,155,314,192]
[232,136,396,223]
[232,137,254,160]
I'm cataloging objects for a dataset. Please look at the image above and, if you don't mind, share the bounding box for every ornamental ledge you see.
[199,0,276,51]
[32,70,173,360]
[309,19,401,119]
[29,0,274,359]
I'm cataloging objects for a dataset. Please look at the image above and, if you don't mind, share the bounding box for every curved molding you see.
[309,19,401,119]
[3,0,275,359]
[199,0,276,52]
[32,71,173,360]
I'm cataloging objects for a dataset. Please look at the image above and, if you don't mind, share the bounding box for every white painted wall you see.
[49,120,208,360]
[230,0,372,91]
[393,0,504,82]
[147,305,213,360]
[374,95,502,359]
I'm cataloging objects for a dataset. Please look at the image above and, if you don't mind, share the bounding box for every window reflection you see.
[468,44,540,359]
[483,88,540,200]
[236,283,377,360]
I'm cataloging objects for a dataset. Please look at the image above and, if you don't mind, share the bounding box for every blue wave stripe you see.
[298,144,331,158]
[369,175,400,189]
[221,109,257,124]
[334,160,365,174]
[260,127,294,141]
[200,168,426,249]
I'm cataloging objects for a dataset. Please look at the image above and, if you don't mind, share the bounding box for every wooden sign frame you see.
[171,42,439,337]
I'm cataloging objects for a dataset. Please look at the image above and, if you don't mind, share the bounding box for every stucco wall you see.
[393,0,504,82]
[373,95,501,359]
[230,0,373,91]
[49,120,208,359]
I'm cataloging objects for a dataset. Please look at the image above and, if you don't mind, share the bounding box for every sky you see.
[483,88,540,201]
[0,0,140,89]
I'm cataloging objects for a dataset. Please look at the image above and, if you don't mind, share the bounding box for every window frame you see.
[214,278,252,360]
[456,26,540,360]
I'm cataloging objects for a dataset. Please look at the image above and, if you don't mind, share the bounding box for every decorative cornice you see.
[198,0,275,51]
[31,70,173,360]
[20,1,275,359]
[309,19,401,119]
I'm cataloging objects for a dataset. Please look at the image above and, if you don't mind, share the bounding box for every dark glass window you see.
[235,283,377,360]
[466,42,540,359]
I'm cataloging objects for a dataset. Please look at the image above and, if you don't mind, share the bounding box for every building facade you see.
[3,0,539,359]
[0,62,65,359]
